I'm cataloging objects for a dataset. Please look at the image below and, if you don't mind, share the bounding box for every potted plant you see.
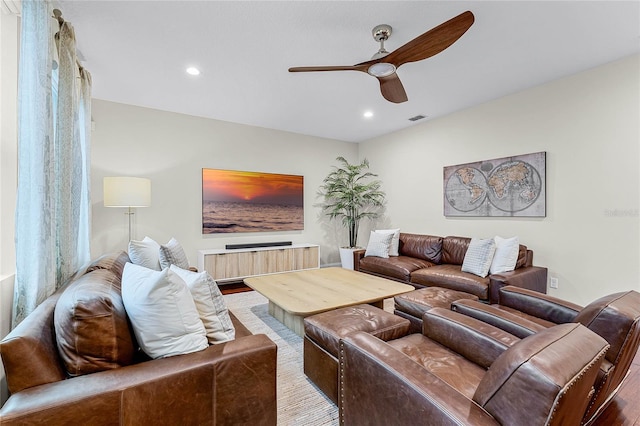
[319,156,386,269]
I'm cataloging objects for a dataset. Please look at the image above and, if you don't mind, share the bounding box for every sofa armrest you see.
[0,334,277,426]
[451,299,550,338]
[488,265,548,303]
[495,285,582,324]
[422,308,520,368]
[339,332,500,426]
[352,249,366,271]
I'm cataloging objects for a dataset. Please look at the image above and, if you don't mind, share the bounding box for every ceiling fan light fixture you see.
[367,62,396,77]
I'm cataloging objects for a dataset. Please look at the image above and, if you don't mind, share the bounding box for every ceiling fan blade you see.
[288,65,367,73]
[384,10,474,68]
[377,74,408,103]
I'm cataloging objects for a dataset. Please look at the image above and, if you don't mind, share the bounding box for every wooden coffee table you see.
[244,267,414,336]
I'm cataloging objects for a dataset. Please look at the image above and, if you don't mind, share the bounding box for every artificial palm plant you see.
[319,156,386,248]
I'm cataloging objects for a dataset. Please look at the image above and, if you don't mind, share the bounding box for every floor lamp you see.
[103,177,151,241]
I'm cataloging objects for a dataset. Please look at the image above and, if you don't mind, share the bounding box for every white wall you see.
[359,54,640,305]
[90,100,358,267]
[0,11,18,405]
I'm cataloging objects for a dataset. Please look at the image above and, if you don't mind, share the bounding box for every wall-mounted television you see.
[202,168,304,234]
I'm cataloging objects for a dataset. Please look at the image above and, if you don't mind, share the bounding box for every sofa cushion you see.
[359,255,435,282]
[170,265,235,344]
[515,244,529,269]
[364,231,394,258]
[375,229,400,256]
[398,233,442,264]
[387,333,486,399]
[394,287,479,320]
[159,237,190,270]
[489,236,519,274]
[128,236,162,270]
[54,269,136,377]
[441,236,471,265]
[85,250,130,280]
[122,263,208,359]
[410,264,490,300]
[461,238,496,278]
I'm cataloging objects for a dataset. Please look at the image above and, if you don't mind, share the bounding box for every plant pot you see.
[339,247,360,270]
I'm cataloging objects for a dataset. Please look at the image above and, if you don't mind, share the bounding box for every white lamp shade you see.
[104,177,151,207]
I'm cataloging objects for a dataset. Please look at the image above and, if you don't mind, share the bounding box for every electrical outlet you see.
[550,277,559,289]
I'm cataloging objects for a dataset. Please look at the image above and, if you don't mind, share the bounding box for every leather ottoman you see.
[394,287,479,333]
[303,304,410,405]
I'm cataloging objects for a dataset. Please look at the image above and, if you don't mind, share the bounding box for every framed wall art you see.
[443,152,546,217]
[202,168,304,233]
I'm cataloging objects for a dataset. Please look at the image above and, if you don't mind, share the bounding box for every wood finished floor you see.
[220,286,640,425]
[592,349,640,426]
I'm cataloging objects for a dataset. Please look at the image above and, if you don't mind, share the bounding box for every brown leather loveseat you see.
[0,252,277,425]
[339,307,610,426]
[354,233,547,302]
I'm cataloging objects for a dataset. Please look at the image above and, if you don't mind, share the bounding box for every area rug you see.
[223,291,339,425]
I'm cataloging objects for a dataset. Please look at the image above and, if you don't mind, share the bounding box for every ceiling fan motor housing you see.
[372,24,392,42]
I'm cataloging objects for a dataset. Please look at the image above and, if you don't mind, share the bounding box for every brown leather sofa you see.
[339,307,610,426]
[354,233,547,302]
[451,286,640,425]
[0,252,277,425]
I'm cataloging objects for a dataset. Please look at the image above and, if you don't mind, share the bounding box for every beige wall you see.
[359,54,640,305]
[90,100,358,268]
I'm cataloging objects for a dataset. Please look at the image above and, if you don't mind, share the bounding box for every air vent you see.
[408,114,427,122]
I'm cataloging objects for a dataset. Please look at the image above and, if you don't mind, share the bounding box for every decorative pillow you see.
[54,269,136,376]
[375,229,400,256]
[364,231,394,258]
[170,265,235,344]
[461,237,497,278]
[85,250,131,280]
[159,238,190,270]
[490,236,520,274]
[122,263,208,359]
[128,236,161,270]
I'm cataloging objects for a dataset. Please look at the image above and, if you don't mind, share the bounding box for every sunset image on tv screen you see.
[202,168,304,234]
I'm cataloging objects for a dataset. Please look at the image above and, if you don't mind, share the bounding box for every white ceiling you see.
[56,1,640,143]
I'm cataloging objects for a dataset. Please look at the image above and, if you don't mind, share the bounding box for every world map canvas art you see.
[443,152,546,217]
[202,168,304,233]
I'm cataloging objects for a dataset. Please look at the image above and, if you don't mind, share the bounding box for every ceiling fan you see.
[288,11,475,104]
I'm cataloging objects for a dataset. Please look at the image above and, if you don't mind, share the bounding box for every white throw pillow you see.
[170,265,235,344]
[375,229,400,256]
[121,263,208,359]
[461,238,497,278]
[364,231,394,258]
[159,238,190,270]
[128,236,161,270]
[490,236,520,274]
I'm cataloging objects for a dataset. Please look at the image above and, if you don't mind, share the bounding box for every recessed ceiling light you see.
[186,67,201,76]
[363,111,374,119]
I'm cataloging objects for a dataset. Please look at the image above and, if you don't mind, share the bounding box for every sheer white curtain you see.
[13,1,92,327]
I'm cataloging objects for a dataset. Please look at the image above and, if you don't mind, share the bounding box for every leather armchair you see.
[339,307,609,426]
[451,286,640,425]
